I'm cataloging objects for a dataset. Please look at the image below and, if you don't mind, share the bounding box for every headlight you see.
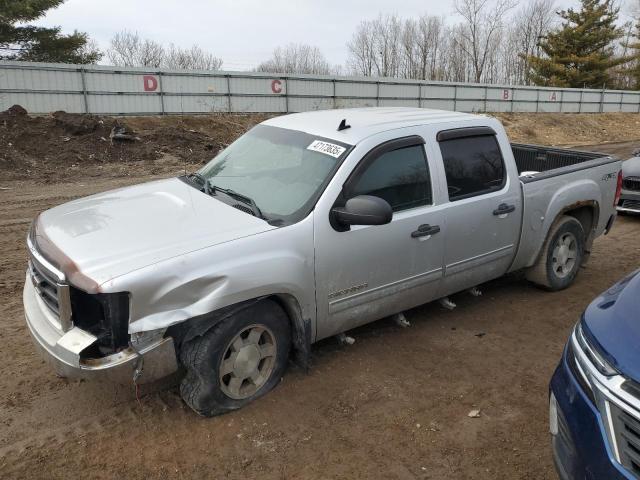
[70,287,130,357]
[575,321,618,377]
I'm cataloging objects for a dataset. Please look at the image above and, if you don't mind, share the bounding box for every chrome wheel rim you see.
[219,324,277,400]
[551,232,578,279]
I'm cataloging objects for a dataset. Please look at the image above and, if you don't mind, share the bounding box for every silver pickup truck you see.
[24,108,622,416]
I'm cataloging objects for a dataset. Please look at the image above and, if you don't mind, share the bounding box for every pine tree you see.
[526,0,625,88]
[0,0,101,63]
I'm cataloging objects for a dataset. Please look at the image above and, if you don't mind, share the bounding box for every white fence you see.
[1,60,640,115]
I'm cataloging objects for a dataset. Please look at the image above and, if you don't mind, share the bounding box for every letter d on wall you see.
[143,75,158,92]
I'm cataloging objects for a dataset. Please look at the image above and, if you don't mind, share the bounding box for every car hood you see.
[32,177,275,291]
[582,269,640,381]
[622,156,640,177]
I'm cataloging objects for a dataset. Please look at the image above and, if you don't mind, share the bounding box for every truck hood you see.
[622,156,640,177]
[33,177,275,291]
[582,269,640,381]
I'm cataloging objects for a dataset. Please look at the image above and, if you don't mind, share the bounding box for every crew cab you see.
[24,107,622,416]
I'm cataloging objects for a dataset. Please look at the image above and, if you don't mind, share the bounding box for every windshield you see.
[198,125,352,224]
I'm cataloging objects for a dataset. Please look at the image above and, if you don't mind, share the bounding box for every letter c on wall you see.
[143,75,158,92]
[271,79,282,94]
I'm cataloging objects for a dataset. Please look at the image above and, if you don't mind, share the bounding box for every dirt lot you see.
[1,110,640,479]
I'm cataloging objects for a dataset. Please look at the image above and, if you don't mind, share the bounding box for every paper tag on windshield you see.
[307,140,346,158]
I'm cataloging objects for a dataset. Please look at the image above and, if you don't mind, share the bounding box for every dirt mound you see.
[52,111,103,135]
[0,112,270,181]
[3,104,27,116]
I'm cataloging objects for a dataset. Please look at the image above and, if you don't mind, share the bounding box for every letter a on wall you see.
[143,75,158,92]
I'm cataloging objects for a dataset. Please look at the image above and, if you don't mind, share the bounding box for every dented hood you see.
[33,177,275,291]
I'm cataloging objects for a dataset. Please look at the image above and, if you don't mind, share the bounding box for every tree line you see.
[1,0,640,90]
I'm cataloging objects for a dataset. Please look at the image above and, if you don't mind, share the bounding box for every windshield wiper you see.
[187,172,210,192]
[210,184,264,220]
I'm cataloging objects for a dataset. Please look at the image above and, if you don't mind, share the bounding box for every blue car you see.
[551,269,640,479]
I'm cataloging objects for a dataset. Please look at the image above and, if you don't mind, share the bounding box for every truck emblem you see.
[328,283,368,299]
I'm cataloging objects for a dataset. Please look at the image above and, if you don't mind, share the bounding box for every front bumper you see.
[617,190,640,213]
[23,276,178,384]
[550,345,634,480]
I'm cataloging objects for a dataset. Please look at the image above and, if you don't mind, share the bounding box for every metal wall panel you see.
[288,79,332,96]
[161,75,227,94]
[456,86,484,100]
[0,66,81,91]
[231,96,285,113]
[423,85,456,99]
[231,76,284,95]
[379,83,419,99]
[513,88,537,101]
[87,94,162,114]
[163,95,228,113]
[336,81,376,98]
[0,91,85,113]
[288,96,334,112]
[2,61,639,115]
[335,97,377,108]
[379,98,420,107]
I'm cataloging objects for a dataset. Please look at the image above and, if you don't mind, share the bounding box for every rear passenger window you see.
[439,135,505,201]
[351,145,432,211]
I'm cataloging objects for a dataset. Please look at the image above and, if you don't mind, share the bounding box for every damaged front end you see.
[24,234,178,384]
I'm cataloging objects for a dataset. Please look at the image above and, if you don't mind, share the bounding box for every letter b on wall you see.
[143,75,158,92]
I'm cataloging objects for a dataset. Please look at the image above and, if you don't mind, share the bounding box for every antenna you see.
[337,119,351,131]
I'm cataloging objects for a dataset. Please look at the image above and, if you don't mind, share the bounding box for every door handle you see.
[411,224,441,238]
[493,203,516,216]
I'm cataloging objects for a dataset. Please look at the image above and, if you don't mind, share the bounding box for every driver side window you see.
[350,145,432,212]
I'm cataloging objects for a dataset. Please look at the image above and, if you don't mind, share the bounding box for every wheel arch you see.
[529,199,599,269]
[168,293,312,371]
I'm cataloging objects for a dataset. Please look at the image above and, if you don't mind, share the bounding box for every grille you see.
[623,177,640,192]
[610,402,640,478]
[621,200,640,211]
[27,252,72,331]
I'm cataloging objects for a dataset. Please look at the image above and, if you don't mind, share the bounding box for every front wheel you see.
[179,300,291,417]
[526,215,585,291]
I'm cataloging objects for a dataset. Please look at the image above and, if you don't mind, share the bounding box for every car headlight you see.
[575,321,618,377]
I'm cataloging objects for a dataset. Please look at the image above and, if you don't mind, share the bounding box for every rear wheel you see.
[179,300,291,417]
[526,215,585,291]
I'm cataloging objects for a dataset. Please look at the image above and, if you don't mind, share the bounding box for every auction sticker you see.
[307,140,346,158]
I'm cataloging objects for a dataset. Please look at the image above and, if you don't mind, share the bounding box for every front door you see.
[314,135,446,341]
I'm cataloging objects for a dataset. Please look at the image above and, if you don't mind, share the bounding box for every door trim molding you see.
[444,244,514,277]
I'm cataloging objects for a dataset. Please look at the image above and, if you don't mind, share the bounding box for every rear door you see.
[430,126,522,295]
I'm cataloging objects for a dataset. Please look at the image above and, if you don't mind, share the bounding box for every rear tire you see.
[179,300,291,417]
[526,215,585,291]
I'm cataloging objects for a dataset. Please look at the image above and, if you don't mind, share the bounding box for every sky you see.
[35,0,633,71]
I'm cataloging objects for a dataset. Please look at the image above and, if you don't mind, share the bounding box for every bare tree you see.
[256,43,332,75]
[454,0,517,82]
[165,44,222,70]
[107,31,222,70]
[107,31,164,67]
[346,21,376,76]
[510,0,556,84]
[346,14,403,78]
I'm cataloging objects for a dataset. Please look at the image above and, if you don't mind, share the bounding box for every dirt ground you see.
[1,110,640,479]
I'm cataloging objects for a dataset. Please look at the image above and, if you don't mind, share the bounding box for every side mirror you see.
[331,195,393,226]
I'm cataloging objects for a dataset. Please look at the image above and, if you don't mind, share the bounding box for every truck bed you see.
[512,144,611,180]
